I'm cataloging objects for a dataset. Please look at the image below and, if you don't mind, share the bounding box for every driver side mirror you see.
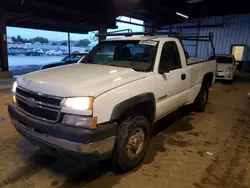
[235,61,239,66]
[158,69,165,74]
[83,54,93,64]
[158,68,169,74]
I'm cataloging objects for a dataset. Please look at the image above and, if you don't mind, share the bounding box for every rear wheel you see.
[193,85,208,112]
[112,115,150,172]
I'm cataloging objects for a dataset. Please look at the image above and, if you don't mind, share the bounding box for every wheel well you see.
[202,72,213,88]
[118,101,155,125]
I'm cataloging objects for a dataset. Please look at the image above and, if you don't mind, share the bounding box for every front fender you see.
[110,93,156,121]
[92,74,156,124]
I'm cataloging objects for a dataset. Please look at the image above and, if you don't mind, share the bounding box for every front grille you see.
[216,75,225,78]
[16,87,61,106]
[16,87,63,122]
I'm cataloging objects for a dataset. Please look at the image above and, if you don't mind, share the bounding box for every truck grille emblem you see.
[26,98,37,108]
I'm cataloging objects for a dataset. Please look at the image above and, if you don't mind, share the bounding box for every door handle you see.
[181,74,186,80]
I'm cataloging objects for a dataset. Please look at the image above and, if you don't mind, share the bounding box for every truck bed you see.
[187,57,206,65]
[185,57,217,104]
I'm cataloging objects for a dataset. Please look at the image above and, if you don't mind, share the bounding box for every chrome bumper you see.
[13,120,115,155]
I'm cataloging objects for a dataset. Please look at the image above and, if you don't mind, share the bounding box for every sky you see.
[7,16,144,41]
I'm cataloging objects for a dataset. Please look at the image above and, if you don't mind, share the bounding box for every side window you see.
[158,41,182,73]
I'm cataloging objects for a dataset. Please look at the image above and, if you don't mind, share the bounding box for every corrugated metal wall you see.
[151,14,250,66]
[197,14,250,61]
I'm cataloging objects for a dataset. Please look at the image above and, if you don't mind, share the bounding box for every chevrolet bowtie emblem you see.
[26,98,37,108]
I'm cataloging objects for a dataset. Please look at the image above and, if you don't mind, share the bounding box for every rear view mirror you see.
[235,61,240,66]
[158,68,169,74]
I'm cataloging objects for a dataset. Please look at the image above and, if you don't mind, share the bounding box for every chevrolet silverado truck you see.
[9,34,216,172]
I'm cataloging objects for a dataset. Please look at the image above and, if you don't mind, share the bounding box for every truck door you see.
[154,40,190,119]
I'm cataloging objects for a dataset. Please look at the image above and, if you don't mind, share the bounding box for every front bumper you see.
[8,103,117,160]
[216,71,233,80]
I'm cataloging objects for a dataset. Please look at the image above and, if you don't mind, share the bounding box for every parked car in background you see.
[45,50,63,56]
[215,54,239,81]
[45,50,55,55]
[25,49,44,56]
[8,49,19,56]
[71,51,80,55]
[41,53,86,69]
[62,50,69,55]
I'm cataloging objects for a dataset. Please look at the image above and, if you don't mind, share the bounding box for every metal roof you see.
[4,0,250,33]
[124,0,250,27]
[125,0,250,27]
[4,0,117,33]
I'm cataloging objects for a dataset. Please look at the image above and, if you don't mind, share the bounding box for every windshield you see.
[81,40,158,72]
[216,56,233,64]
[86,46,92,50]
[62,54,84,61]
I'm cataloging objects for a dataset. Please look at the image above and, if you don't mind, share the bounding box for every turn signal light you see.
[13,96,17,104]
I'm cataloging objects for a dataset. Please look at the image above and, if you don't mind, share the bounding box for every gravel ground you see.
[0,79,250,188]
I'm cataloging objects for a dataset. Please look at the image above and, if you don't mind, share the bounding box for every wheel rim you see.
[127,128,145,159]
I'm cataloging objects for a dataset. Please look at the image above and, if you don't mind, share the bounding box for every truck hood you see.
[17,64,146,97]
[217,63,233,71]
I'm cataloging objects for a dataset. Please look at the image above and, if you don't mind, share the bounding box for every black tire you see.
[193,85,209,112]
[112,115,150,172]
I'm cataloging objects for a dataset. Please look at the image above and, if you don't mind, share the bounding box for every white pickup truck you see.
[9,35,216,172]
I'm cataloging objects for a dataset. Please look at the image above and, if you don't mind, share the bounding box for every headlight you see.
[12,81,17,93]
[62,97,94,110]
[62,114,97,129]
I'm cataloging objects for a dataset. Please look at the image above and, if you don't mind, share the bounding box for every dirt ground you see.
[0,78,250,188]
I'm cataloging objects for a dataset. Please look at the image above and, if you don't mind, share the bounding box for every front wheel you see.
[112,115,150,172]
[193,85,208,112]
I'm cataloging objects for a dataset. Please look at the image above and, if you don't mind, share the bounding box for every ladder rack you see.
[95,31,215,56]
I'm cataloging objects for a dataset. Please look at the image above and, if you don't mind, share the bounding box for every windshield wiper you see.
[108,64,122,67]
[132,68,146,72]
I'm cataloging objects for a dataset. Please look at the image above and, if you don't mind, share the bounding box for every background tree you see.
[31,37,49,43]
[60,41,68,46]
[10,35,49,43]
[16,35,23,42]
[11,36,17,42]
[75,39,90,47]
[88,31,98,43]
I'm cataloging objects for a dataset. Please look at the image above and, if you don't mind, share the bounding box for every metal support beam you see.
[169,24,172,36]
[177,23,225,29]
[116,19,162,29]
[68,32,71,55]
[98,25,107,42]
[0,8,8,71]
[195,21,201,57]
